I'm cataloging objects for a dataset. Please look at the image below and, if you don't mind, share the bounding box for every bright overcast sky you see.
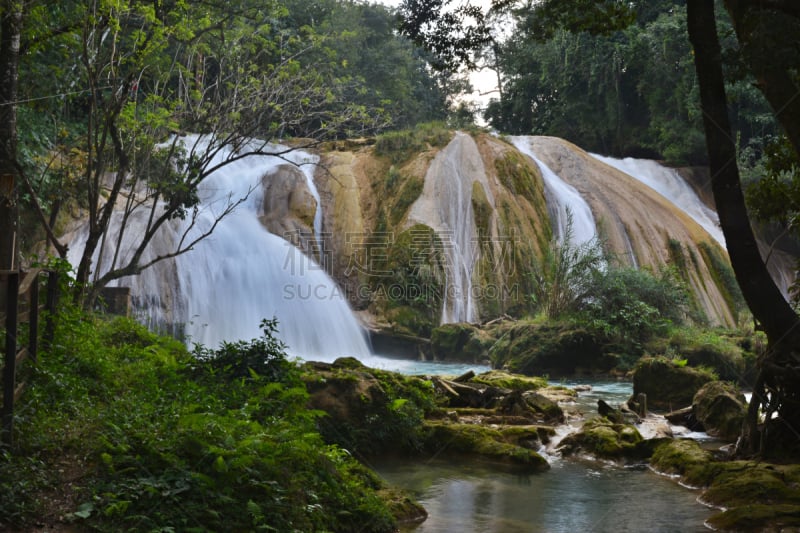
[374,0,499,111]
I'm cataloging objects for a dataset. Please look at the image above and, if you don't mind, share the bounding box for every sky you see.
[375,0,500,113]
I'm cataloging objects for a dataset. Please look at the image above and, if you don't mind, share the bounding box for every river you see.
[367,365,715,533]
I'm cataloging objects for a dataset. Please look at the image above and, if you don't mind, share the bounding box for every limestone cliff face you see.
[518,136,737,326]
[313,132,746,331]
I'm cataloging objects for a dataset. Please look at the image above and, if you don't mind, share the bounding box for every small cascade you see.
[67,135,371,360]
[511,137,598,247]
[591,154,725,246]
[407,132,484,324]
[288,150,323,256]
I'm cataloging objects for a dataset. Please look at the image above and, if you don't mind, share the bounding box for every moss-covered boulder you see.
[303,361,436,456]
[707,504,800,532]
[558,418,649,461]
[430,323,490,362]
[468,370,547,391]
[692,381,747,441]
[522,391,565,424]
[649,439,715,486]
[649,328,747,382]
[421,421,549,472]
[632,356,715,411]
[489,322,614,376]
[650,440,800,531]
[378,487,428,527]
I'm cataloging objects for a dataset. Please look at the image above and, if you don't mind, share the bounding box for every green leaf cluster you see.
[0,308,397,532]
[485,2,778,165]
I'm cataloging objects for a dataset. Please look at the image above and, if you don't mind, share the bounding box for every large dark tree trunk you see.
[688,0,800,458]
[0,1,22,270]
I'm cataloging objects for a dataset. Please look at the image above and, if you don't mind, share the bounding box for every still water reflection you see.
[376,457,712,533]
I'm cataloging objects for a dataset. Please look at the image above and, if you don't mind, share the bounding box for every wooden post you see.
[28,273,39,363]
[637,392,647,418]
[42,271,58,352]
[2,271,19,446]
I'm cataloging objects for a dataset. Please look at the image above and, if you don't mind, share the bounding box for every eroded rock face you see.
[519,136,737,327]
[313,132,751,333]
[259,164,318,255]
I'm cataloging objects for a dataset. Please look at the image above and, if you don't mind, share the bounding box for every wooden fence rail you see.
[1,269,59,447]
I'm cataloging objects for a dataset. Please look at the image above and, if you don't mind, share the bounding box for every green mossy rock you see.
[421,422,550,472]
[378,487,428,526]
[430,323,480,362]
[303,364,436,456]
[700,462,800,530]
[706,503,800,531]
[558,418,647,460]
[468,370,548,391]
[692,381,747,441]
[522,391,565,423]
[650,328,747,382]
[632,356,715,411]
[649,439,714,481]
[649,441,800,531]
[489,322,614,376]
[384,305,436,338]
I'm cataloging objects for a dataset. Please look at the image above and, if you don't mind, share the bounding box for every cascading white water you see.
[511,137,598,247]
[407,132,484,324]
[66,207,187,333]
[67,135,371,360]
[292,151,323,255]
[591,154,725,246]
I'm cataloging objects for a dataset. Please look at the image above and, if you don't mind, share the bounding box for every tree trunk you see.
[688,0,800,457]
[0,1,22,271]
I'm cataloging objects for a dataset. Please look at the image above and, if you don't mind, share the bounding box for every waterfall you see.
[511,137,598,247]
[407,132,484,324]
[67,135,371,360]
[591,154,725,247]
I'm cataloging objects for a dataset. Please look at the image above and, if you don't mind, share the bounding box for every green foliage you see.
[307,361,438,457]
[485,3,778,164]
[529,211,605,319]
[1,311,398,532]
[374,122,453,163]
[582,266,691,353]
[192,318,294,382]
[399,0,493,71]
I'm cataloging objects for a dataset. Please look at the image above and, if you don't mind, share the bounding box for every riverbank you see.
[307,356,799,532]
[2,312,796,532]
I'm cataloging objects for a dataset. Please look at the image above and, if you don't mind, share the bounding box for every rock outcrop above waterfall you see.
[259,164,318,255]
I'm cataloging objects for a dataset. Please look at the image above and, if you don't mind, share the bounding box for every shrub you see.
[583,266,691,349]
[529,211,605,319]
[3,312,398,532]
